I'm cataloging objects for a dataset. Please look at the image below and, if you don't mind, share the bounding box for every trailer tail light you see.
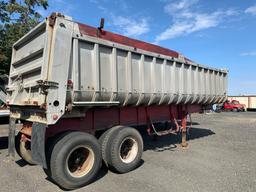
[53,114,58,121]
[67,79,73,89]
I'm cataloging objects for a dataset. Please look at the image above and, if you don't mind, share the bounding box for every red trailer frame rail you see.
[46,104,202,143]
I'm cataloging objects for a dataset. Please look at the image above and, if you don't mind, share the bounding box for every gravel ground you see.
[0,112,256,192]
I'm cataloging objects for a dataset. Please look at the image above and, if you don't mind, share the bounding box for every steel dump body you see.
[7,15,228,125]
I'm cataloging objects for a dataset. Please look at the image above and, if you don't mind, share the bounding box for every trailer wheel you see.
[232,108,238,112]
[15,132,22,157]
[99,125,124,166]
[15,132,35,165]
[44,131,72,177]
[106,127,143,173]
[49,132,101,190]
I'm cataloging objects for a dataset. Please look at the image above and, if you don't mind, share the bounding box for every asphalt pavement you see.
[0,112,256,192]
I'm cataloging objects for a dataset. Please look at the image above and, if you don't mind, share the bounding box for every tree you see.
[0,0,48,75]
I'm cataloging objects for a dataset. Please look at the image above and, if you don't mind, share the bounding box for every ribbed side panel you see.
[73,39,227,106]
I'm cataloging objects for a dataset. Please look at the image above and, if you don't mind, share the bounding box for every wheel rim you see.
[119,137,138,164]
[19,140,34,163]
[66,145,95,178]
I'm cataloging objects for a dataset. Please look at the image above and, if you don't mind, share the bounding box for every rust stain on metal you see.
[40,103,47,110]
[33,101,39,105]
[21,133,31,142]
[20,122,33,136]
[24,100,31,105]
[49,12,64,27]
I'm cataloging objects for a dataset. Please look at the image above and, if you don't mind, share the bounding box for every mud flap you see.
[8,118,16,159]
[31,122,47,168]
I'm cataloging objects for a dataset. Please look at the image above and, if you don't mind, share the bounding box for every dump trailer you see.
[7,13,228,189]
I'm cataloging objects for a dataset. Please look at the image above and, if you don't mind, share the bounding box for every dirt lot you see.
[0,112,256,192]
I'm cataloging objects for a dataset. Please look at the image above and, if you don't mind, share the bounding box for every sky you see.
[37,0,256,95]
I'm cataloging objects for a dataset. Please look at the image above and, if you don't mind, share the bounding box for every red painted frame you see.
[46,104,202,138]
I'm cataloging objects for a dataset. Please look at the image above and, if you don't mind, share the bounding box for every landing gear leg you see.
[181,113,188,148]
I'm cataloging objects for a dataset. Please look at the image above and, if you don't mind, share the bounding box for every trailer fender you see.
[31,122,47,168]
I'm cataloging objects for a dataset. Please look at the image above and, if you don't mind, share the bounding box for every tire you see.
[232,108,238,112]
[44,131,72,177]
[15,132,35,165]
[19,140,35,164]
[99,125,124,167]
[106,127,143,173]
[15,132,22,157]
[49,132,101,190]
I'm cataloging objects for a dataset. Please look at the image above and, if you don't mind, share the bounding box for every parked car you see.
[223,100,245,112]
